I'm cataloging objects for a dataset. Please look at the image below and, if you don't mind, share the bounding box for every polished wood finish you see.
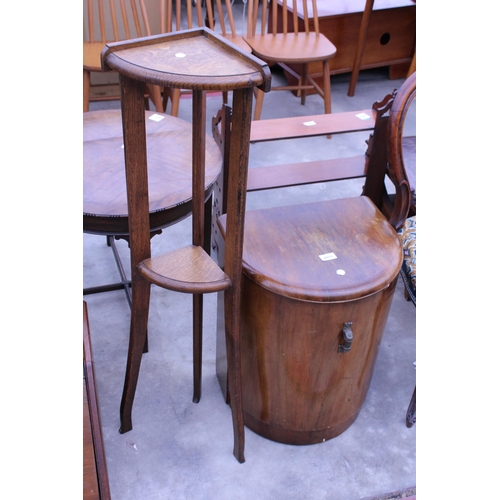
[83,302,111,500]
[240,197,402,301]
[244,0,337,120]
[216,197,402,444]
[387,72,416,426]
[240,274,397,443]
[211,92,396,198]
[381,71,415,230]
[83,0,162,111]
[250,107,377,142]
[279,0,416,94]
[246,155,366,192]
[83,109,222,236]
[102,28,271,463]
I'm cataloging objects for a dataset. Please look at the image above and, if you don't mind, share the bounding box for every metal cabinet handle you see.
[338,322,353,353]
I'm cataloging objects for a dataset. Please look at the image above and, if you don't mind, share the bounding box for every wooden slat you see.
[250,109,376,143]
[247,155,366,192]
[83,383,99,500]
[83,302,111,500]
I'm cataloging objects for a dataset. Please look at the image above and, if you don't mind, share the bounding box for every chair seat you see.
[83,41,106,71]
[244,32,337,64]
[398,216,416,304]
[221,35,252,53]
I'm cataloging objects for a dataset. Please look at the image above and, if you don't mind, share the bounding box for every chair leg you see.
[322,60,332,115]
[162,87,181,116]
[83,69,91,112]
[348,0,374,97]
[299,63,307,106]
[253,88,264,120]
[170,88,181,117]
[406,385,416,428]
[119,275,151,434]
[162,87,170,113]
[147,84,164,113]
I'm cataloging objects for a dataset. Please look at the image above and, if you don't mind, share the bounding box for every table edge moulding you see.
[101,27,271,464]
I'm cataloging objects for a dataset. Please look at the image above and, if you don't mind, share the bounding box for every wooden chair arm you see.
[387,71,416,230]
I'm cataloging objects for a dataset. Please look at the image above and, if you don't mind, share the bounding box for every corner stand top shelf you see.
[101,27,271,296]
[101,28,270,92]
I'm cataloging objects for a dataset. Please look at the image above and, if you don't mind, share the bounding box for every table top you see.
[83,109,222,219]
[101,28,271,92]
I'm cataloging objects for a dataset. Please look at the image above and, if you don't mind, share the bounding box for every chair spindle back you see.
[160,0,204,34]
[247,0,321,37]
[84,0,151,43]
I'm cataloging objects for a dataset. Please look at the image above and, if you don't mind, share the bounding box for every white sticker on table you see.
[149,114,165,122]
[319,252,337,261]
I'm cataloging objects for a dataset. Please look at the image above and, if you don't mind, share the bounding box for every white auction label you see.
[149,114,165,122]
[319,252,337,261]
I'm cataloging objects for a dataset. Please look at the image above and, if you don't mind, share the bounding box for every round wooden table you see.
[83,109,222,302]
[83,109,222,237]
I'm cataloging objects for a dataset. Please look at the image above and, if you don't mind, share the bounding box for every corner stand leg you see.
[192,293,203,403]
[119,276,151,433]
[117,74,153,434]
[222,87,254,464]
[225,288,245,463]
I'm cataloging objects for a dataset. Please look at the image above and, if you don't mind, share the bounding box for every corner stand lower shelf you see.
[101,27,271,463]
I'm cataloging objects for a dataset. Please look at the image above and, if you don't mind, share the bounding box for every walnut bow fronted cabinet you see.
[100,27,271,463]
[215,197,403,445]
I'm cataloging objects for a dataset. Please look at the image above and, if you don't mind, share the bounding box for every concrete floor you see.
[84,64,416,500]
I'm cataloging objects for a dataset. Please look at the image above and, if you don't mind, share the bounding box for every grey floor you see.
[84,65,416,500]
